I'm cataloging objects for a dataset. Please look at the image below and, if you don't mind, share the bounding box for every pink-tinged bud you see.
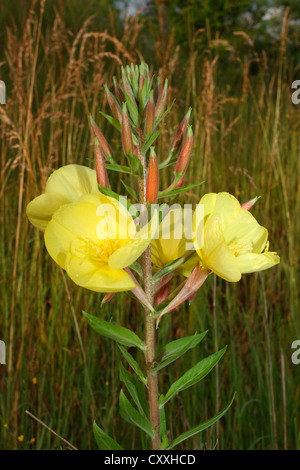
[121,104,134,156]
[104,84,122,122]
[155,79,168,120]
[241,196,260,211]
[89,115,113,161]
[94,139,109,188]
[113,76,125,104]
[170,108,192,153]
[174,126,194,175]
[138,72,145,101]
[133,145,139,158]
[146,148,159,204]
[122,70,136,104]
[144,91,155,136]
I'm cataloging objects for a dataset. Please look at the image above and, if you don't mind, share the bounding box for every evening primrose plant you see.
[26,63,280,450]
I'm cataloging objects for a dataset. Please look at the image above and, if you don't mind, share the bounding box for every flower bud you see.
[146,148,159,204]
[144,91,155,136]
[170,108,192,153]
[113,76,125,104]
[174,174,185,189]
[155,79,168,121]
[89,115,113,161]
[104,84,122,122]
[241,196,260,211]
[138,72,145,101]
[94,138,109,188]
[122,69,136,104]
[174,126,194,176]
[121,103,134,156]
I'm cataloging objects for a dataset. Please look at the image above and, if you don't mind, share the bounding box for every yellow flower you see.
[151,207,198,277]
[18,435,24,442]
[26,164,99,231]
[193,192,280,282]
[44,193,158,292]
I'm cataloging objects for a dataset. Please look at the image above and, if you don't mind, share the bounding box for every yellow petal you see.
[152,207,190,268]
[205,242,241,282]
[200,214,241,282]
[44,217,78,269]
[45,164,98,201]
[109,209,159,270]
[224,208,268,253]
[200,192,241,229]
[26,193,70,231]
[49,200,104,244]
[237,251,280,274]
[66,256,136,292]
[177,253,199,277]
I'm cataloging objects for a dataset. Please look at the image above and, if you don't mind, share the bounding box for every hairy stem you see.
[138,130,160,450]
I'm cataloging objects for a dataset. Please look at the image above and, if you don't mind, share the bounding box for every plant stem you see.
[138,130,160,450]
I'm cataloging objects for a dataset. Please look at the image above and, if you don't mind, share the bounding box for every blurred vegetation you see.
[0,0,299,450]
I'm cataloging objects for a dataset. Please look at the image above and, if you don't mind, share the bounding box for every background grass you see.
[0,0,299,450]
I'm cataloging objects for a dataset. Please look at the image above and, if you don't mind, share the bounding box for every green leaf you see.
[142,126,164,154]
[98,184,139,218]
[119,390,155,438]
[153,331,208,372]
[105,163,133,175]
[121,180,138,201]
[83,312,145,350]
[124,92,140,126]
[158,181,205,199]
[160,347,227,407]
[99,111,121,132]
[93,421,124,450]
[166,394,236,449]
[118,345,147,385]
[126,152,143,176]
[119,363,149,417]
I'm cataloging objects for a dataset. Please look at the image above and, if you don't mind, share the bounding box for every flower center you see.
[228,240,252,257]
[76,238,120,264]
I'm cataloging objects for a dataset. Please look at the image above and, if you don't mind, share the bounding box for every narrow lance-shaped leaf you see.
[119,363,149,418]
[153,331,208,372]
[93,422,124,450]
[166,394,236,449]
[119,390,155,438]
[118,344,147,385]
[160,347,227,407]
[83,311,145,350]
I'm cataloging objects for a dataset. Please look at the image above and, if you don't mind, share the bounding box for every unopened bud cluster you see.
[89,63,195,204]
